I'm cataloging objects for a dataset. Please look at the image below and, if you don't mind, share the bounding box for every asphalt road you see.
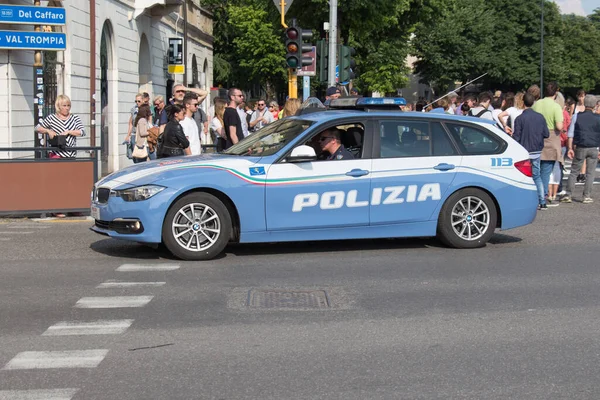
[1,198,600,400]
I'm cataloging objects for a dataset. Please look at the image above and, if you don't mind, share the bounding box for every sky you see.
[554,0,597,16]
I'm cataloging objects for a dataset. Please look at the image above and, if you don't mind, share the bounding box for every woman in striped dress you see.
[35,94,85,159]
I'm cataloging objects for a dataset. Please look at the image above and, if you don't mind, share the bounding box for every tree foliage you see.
[561,15,600,91]
[203,0,600,96]
[412,0,600,92]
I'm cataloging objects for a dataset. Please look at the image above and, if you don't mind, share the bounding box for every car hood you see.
[96,154,263,189]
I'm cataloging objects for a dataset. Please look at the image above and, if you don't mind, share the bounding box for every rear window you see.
[444,123,505,155]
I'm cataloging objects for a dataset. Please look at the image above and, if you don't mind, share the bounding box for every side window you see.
[445,123,504,155]
[379,120,431,158]
[303,122,365,160]
[431,122,458,156]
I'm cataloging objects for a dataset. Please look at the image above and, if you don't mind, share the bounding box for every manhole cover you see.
[247,289,330,309]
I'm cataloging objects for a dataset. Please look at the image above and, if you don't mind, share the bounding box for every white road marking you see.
[96,280,166,288]
[74,296,153,308]
[0,238,11,241]
[0,232,33,235]
[2,350,108,370]
[0,389,79,400]
[42,320,134,336]
[6,226,50,229]
[116,264,180,272]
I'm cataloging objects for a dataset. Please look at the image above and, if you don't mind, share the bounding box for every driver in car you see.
[319,129,354,160]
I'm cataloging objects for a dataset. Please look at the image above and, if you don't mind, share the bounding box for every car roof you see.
[295,110,497,126]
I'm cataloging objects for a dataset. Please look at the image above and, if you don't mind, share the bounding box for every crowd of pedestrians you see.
[418,84,600,209]
[120,87,299,157]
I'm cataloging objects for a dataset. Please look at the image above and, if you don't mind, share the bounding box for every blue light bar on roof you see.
[357,97,407,106]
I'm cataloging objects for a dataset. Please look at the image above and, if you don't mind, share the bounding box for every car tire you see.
[162,192,232,260]
[437,188,497,249]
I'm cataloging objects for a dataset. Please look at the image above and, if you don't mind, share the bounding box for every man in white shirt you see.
[249,99,275,132]
[180,93,201,155]
[237,101,250,137]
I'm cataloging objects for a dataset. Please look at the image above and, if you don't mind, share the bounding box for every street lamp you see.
[540,0,544,90]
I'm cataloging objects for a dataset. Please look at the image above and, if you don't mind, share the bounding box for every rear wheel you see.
[437,188,497,248]
[162,192,232,260]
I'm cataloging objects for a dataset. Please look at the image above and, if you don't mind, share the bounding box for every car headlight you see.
[116,185,165,202]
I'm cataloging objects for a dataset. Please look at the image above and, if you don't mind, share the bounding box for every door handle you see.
[346,169,370,177]
[433,163,455,171]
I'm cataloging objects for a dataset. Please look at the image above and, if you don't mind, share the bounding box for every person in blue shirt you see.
[513,93,550,210]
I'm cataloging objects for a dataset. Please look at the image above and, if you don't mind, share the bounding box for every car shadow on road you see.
[225,237,444,257]
[89,233,522,260]
[488,232,523,244]
[89,239,177,260]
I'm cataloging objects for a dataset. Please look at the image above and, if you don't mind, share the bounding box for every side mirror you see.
[287,145,317,162]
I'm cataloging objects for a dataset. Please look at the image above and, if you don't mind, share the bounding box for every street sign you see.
[297,46,316,77]
[168,37,184,75]
[0,30,66,50]
[0,5,66,25]
[272,0,293,15]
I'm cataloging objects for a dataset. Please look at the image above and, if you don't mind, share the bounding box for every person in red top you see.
[557,97,576,196]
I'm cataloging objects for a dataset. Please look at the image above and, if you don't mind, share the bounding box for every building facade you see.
[0,0,213,175]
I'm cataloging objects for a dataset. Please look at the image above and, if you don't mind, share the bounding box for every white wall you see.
[0,1,213,172]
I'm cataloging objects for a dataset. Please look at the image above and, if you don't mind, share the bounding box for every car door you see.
[369,118,463,225]
[265,121,372,231]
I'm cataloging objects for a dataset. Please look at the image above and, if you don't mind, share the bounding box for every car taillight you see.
[514,159,532,177]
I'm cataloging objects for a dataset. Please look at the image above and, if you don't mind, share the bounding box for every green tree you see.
[561,14,600,91]
[412,0,495,92]
[411,0,567,91]
[203,0,286,93]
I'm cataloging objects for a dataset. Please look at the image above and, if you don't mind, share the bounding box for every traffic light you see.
[338,45,356,83]
[317,39,328,83]
[285,27,301,69]
[298,28,313,68]
[285,26,313,69]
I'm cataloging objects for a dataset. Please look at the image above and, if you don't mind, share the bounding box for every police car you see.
[91,97,538,260]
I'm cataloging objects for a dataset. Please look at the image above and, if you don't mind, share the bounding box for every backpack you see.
[469,108,491,118]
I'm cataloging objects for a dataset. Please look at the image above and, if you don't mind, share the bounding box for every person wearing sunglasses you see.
[223,88,245,149]
[319,129,354,160]
[124,93,144,159]
[249,99,274,133]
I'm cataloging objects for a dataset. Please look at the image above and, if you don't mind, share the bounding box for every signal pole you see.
[328,0,337,87]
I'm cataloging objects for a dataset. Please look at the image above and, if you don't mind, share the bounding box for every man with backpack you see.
[468,92,495,121]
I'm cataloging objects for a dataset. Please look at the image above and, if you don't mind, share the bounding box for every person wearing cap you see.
[561,94,600,204]
[325,86,341,101]
[350,87,361,97]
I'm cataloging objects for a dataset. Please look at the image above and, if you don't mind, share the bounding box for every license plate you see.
[91,205,100,220]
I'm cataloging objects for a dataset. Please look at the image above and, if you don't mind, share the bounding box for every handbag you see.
[48,134,67,149]
[132,143,148,159]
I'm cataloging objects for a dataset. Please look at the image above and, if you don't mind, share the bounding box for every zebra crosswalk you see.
[0,262,181,399]
[562,159,600,185]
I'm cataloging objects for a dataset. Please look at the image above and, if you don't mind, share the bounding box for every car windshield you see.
[223,118,314,156]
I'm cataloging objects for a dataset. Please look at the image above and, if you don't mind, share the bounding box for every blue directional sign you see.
[0,31,66,51]
[0,5,66,25]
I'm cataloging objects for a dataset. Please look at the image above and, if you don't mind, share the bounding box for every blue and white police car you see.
[91,97,538,260]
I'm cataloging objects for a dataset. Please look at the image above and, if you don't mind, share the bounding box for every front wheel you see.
[437,188,497,249]
[162,192,232,260]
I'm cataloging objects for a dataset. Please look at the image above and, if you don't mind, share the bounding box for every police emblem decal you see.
[249,166,266,176]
